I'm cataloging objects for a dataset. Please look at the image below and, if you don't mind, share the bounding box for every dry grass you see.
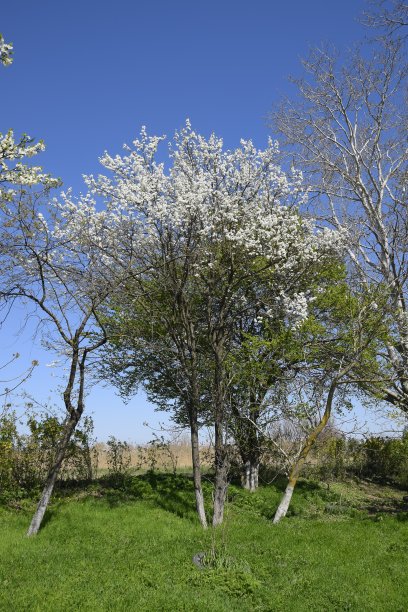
[94,441,213,472]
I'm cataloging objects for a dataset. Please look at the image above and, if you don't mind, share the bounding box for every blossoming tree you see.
[0,34,59,198]
[82,121,342,526]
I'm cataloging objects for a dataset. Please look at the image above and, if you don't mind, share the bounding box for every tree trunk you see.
[242,459,259,492]
[273,382,336,524]
[27,348,87,536]
[273,480,295,524]
[27,415,78,536]
[212,420,229,526]
[189,405,207,529]
[173,297,208,527]
[230,397,262,492]
[211,337,230,526]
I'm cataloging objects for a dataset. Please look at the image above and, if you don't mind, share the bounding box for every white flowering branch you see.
[0,34,13,67]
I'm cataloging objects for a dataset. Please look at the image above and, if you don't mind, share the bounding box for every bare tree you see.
[363,1,408,36]
[0,189,128,535]
[269,33,408,417]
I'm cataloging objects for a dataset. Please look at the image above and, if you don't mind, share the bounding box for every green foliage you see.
[138,435,180,474]
[362,434,408,486]
[303,268,389,378]
[106,436,132,480]
[0,410,96,503]
[0,413,19,498]
[304,431,408,487]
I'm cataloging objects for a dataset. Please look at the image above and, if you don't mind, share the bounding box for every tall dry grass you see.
[94,441,213,473]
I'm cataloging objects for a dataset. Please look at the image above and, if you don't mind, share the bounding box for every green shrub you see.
[0,409,96,503]
[361,435,408,484]
[106,436,132,480]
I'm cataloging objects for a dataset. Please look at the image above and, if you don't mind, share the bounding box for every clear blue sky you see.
[2,0,366,191]
[3,0,382,442]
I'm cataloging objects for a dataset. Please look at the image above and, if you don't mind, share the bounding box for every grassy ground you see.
[0,475,407,611]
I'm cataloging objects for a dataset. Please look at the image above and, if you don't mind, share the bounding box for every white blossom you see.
[0,130,60,199]
[0,34,13,67]
[43,122,343,329]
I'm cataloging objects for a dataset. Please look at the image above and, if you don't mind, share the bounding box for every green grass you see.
[0,475,407,611]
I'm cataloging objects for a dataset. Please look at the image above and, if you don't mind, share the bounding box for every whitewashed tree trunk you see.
[27,349,91,536]
[273,382,337,524]
[212,421,229,526]
[273,482,295,523]
[212,461,229,526]
[190,410,207,529]
[27,416,77,536]
[195,487,207,529]
[242,460,259,492]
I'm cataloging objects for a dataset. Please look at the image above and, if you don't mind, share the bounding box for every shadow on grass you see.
[12,473,207,528]
[53,472,330,524]
[40,505,61,530]
[29,499,67,533]
[89,472,201,523]
[20,471,408,531]
[366,495,408,517]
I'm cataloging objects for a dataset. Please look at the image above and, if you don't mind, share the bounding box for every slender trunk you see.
[174,294,207,527]
[231,396,262,492]
[83,441,93,481]
[242,459,259,492]
[273,382,336,524]
[27,348,86,536]
[273,480,295,524]
[189,404,207,529]
[212,420,229,526]
[239,418,260,492]
[27,415,78,536]
[211,339,229,527]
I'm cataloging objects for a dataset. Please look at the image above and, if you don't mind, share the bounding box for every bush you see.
[362,435,408,485]
[312,432,408,487]
[0,409,97,503]
[260,429,408,489]
[106,436,132,482]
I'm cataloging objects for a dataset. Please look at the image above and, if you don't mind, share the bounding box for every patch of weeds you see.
[369,513,386,522]
[191,547,261,598]
[207,568,261,597]
[228,485,283,522]
[2,496,36,514]
[386,541,408,553]
[202,543,250,572]
[126,478,154,499]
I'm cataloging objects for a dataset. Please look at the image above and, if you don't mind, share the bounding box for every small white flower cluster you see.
[277,292,310,329]
[0,131,60,197]
[84,121,340,244]
[0,34,13,67]
[0,130,45,163]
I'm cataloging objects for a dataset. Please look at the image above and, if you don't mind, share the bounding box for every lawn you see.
[0,475,407,611]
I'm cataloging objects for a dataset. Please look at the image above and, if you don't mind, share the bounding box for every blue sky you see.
[2,0,366,191]
[2,0,386,442]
